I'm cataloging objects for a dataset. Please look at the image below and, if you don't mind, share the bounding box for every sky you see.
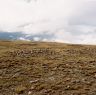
[0,0,96,44]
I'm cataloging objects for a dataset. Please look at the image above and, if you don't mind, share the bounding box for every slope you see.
[0,40,96,95]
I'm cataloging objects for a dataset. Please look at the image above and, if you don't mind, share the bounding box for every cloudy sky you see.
[0,0,96,44]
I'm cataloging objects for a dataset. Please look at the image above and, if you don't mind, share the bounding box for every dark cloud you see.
[0,32,24,40]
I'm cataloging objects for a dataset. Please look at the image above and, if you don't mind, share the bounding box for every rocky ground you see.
[0,40,96,95]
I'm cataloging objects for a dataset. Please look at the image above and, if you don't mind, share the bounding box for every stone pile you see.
[8,48,62,60]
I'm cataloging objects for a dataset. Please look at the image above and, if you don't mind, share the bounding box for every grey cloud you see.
[69,1,96,26]
[0,32,24,40]
[0,31,55,42]
[0,0,96,44]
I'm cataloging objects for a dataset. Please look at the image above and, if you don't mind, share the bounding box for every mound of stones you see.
[8,48,62,60]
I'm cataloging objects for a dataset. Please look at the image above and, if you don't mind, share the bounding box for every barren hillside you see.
[0,40,96,95]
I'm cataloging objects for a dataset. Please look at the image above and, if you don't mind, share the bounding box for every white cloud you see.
[0,0,77,32]
[0,0,96,44]
[33,37,40,41]
[19,37,30,41]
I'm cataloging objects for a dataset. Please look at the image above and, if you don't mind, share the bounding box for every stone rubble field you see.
[0,41,96,95]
